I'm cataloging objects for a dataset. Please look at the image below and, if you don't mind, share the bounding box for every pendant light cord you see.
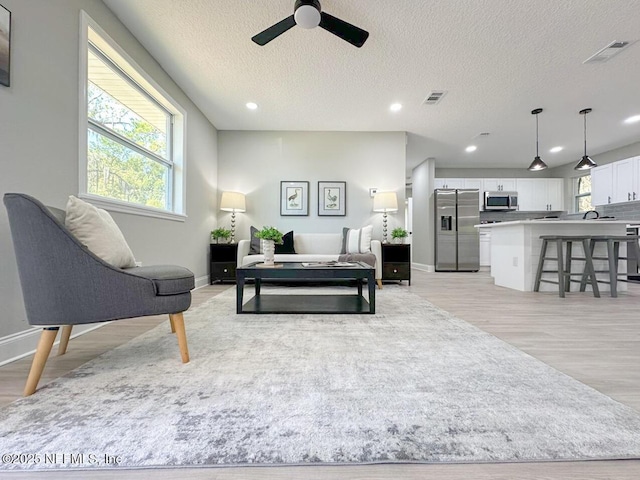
[583,112,588,156]
[536,113,540,157]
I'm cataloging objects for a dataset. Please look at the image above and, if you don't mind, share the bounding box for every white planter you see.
[262,239,275,265]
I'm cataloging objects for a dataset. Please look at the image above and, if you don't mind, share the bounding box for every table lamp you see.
[220,191,246,243]
[373,191,398,243]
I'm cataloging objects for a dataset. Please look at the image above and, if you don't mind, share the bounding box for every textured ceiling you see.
[102,0,640,174]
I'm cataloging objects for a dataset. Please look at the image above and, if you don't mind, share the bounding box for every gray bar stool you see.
[534,235,600,298]
[579,235,640,297]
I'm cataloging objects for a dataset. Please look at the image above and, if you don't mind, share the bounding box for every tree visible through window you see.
[576,175,592,212]
[86,41,173,210]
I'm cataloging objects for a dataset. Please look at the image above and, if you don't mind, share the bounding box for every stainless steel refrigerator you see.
[434,189,480,271]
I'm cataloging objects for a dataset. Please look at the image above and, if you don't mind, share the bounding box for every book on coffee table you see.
[302,261,356,268]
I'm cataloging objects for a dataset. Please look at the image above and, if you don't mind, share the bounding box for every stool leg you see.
[582,238,600,298]
[565,241,573,292]
[580,239,596,292]
[556,239,565,298]
[607,239,617,298]
[534,239,548,292]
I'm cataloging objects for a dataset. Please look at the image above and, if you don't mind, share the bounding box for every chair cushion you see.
[124,265,195,295]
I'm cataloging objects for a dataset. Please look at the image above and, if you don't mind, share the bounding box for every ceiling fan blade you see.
[252,15,296,46]
[319,12,369,48]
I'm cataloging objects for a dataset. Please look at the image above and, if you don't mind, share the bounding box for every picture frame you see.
[318,181,346,216]
[280,181,309,216]
[0,3,10,88]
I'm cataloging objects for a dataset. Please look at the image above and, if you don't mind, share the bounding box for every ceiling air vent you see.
[423,90,447,105]
[584,41,632,64]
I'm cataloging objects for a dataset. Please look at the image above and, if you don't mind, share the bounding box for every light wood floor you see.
[2,272,640,479]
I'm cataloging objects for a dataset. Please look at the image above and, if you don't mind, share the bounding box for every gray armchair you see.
[3,193,195,396]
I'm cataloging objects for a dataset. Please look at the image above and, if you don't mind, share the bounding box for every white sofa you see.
[237,233,382,286]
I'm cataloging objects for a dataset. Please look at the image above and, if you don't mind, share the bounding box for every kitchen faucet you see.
[583,210,599,220]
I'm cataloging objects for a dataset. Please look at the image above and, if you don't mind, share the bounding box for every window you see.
[80,13,186,220]
[575,175,592,212]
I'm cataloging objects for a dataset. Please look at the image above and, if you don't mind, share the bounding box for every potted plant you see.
[254,226,283,265]
[211,227,232,244]
[391,227,409,244]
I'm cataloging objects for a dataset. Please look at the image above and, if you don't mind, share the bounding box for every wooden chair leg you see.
[169,316,176,334]
[24,328,58,396]
[376,279,383,289]
[169,313,189,363]
[58,325,73,355]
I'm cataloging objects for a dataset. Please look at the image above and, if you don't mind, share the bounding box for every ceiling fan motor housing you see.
[294,0,322,29]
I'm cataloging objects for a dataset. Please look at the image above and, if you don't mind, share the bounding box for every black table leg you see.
[255,278,261,296]
[357,278,363,296]
[236,273,245,314]
[367,273,376,314]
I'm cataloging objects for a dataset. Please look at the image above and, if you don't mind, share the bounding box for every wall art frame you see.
[0,3,11,87]
[318,181,346,216]
[280,181,309,216]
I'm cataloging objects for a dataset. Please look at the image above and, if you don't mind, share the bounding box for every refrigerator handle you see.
[440,216,453,231]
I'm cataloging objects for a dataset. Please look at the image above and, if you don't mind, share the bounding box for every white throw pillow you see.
[65,196,137,268]
[341,225,373,254]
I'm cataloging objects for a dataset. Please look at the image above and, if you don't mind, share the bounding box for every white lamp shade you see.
[220,191,246,212]
[373,191,398,212]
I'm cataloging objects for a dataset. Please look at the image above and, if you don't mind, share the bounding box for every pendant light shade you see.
[574,108,597,171]
[527,108,548,171]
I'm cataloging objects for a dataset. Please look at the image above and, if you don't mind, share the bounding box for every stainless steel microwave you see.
[484,191,518,211]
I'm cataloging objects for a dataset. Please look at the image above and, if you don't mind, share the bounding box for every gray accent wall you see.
[217,131,406,241]
[0,0,217,338]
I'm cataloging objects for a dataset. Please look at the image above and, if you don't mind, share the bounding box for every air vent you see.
[584,40,632,64]
[423,90,447,105]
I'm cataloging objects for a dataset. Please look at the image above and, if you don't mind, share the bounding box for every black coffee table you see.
[236,261,375,314]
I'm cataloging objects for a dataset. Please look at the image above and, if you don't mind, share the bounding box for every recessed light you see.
[465,145,477,153]
[390,103,402,112]
[624,114,640,124]
[246,102,258,110]
[549,146,563,153]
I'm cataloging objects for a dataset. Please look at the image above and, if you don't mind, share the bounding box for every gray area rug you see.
[1,286,640,470]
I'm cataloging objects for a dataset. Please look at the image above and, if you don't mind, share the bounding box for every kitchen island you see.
[476,220,630,292]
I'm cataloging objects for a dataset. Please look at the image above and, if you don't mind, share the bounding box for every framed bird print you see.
[280,181,309,216]
[318,181,346,216]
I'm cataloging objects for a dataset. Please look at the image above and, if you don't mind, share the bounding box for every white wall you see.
[0,0,217,340]
[217,131,406,241]
[411,159,436,269]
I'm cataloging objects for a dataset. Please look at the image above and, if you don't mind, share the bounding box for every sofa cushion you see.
[249,226,262,254]
[275,230,295,254]
[294,233,343,254]
[341,225,373,254]
[124,265,195,296]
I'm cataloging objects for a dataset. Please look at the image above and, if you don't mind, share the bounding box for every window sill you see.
[78,193,187,222]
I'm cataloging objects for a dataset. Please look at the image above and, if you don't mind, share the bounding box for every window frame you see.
[574,174,592,213]
[79,11,187,221]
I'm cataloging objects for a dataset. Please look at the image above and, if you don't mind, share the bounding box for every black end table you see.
[210,243,238,284]
[382,243,411,285]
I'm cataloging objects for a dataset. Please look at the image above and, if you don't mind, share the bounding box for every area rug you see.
[1,286,640,471]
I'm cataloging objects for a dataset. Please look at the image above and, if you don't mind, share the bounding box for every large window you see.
[80,13,185,219]
[575,175,592,212]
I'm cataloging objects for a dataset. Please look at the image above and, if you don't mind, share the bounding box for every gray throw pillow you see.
[249,226,262,254]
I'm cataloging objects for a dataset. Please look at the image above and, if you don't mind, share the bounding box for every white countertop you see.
[475,219,631,228]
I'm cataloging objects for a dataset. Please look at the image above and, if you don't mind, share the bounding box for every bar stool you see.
[534,235,600,298]
[579,235,640,297]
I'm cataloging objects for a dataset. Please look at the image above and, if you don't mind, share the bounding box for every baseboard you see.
[194,274,209,289]
[0,323,107,367]
[412,262,434,273]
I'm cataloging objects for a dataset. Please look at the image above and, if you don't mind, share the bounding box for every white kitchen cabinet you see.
[483,178,516,192]
[613,157,640,203]
[479,231,491,267]
[463,179,484,209]
[515,178,564,211]
[434,178,465,189]
[591,164,614,206]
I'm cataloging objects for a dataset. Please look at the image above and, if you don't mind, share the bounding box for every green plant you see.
[391,227,409,239]
[211,227,232,241]
[254,226,283,244]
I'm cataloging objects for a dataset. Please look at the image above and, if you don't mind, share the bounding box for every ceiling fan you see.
[252,0,369,48]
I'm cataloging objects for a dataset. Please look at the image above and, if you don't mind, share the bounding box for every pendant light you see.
[574,108,597,171]
[527,108,548,171]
